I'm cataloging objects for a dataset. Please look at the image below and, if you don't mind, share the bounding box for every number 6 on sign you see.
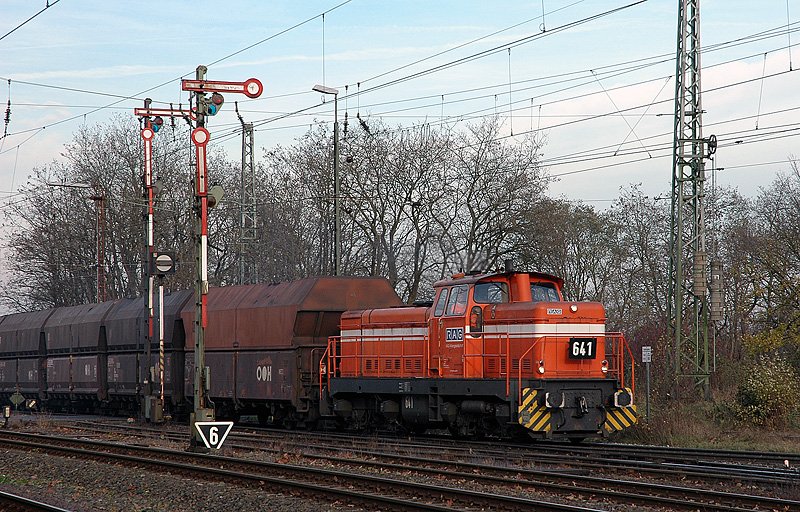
[194,421,233,449]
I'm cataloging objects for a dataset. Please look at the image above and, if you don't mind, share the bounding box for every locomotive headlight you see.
[570,304,578,313]
[601,359,609,373]
[537,360,545,374]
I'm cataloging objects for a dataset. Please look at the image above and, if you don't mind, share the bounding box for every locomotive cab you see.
[429,271,569,379]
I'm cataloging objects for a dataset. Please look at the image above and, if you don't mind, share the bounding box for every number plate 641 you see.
[568,338,597,359]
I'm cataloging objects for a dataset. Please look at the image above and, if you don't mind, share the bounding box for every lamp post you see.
[46,182,105,303]
[312,84,341,276]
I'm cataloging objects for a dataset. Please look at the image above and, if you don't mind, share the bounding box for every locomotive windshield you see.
[433,288,449,316]
[531,282,560,302]
[473,282,508,304]
[444,285,469,315]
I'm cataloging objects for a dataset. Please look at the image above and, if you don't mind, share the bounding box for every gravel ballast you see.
[0,446,363,512]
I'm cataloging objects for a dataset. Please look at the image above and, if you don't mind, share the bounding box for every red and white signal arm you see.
[181,78,263,99]
[194,421,234,449]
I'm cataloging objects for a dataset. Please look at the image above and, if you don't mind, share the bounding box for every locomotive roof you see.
[433,270,564,288]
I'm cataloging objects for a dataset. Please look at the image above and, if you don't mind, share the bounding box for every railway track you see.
[67,419,800,485]
[0,431,601,512]
[19,421,800,510]
[0,490,71,512]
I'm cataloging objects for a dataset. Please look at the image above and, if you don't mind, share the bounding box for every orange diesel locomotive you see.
[321,267,637,440]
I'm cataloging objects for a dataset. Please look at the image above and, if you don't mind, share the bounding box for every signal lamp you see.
[152,116,164,132]
[545,392,564,409]
[208,93,224,115]
[601,360,609,374]
[207,185,225,208]
[537,360,545,374]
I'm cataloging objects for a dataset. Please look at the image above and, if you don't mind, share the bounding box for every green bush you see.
[736,356,800,428]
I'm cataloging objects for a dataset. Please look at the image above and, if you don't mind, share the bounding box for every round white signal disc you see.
[244,78,263,98]
[155,253,174,273]
[192,127,209,145]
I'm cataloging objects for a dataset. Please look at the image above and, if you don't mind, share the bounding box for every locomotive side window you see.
[473,282,508,304]
[433,288,449,317]
[531,282,560,302]
[445,285,469,316]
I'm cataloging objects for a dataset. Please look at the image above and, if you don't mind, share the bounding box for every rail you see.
[0,490,72,512]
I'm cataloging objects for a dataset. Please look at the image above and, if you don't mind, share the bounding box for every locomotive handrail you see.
[327,331,634,399]
[516,338,542,402]
[605,332,635,396]
[332,334,427,379]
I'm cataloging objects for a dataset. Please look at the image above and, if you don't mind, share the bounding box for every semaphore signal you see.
[181,65,263,452]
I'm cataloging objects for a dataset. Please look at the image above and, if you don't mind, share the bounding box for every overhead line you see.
[3,6,794,153]
[0,0,61,43]
[242,27,800,139]
[0,1,356,148]
[358,0,587,85]
[347,1,648,99]
[206,0,353,67]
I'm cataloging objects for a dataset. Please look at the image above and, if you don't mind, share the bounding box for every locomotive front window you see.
[531,282,560,302]
[473,282,508,304]
[445,285,469,316]
[433,288,449,317]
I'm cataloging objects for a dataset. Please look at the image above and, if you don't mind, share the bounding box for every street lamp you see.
[312,84,341,276]
[46,182,105,303]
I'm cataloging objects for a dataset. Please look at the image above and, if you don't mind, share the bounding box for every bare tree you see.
[1,116,198,310]
[439,118,547,274]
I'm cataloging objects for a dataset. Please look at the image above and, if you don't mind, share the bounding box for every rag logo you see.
[446,327,464,341]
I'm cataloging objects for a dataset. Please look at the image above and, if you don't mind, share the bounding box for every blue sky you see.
[1,0,798,207]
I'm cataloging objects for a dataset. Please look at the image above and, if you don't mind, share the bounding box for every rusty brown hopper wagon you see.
[104,290,193,413]
[0,309,54,405]
[182,277,401,426]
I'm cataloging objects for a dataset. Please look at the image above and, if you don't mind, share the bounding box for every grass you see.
[616,399,800,453]
[0,474,28,486]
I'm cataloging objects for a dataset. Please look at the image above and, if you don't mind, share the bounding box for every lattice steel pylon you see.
[239,120,257,284]
[668,0,717,397]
